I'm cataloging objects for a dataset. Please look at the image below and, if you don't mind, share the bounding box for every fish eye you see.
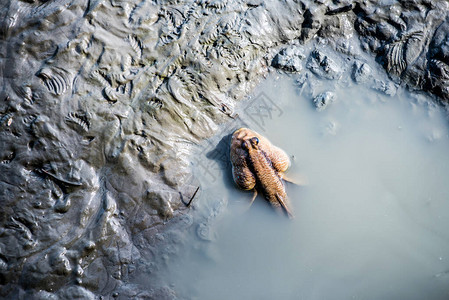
[241,141,249,150]
[251,137,259,145]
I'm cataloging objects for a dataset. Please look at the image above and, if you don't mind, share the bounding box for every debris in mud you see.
[271,46,306,73]
[372,79,398,97]
[313,91,336,111]
[352,61,372,84]
[307,49,343,80]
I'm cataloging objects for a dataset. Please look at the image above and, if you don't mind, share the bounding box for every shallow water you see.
[164,75,449,300]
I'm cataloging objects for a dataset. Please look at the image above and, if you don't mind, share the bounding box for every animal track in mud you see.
[430,59,449,80]
[146,98,164,113]
[6,217,37,250]
[383,30,425,76]
[65,111,90,132]
[128,35,143,59]
[36,67,72,96]
[0,151,15,164]
[0,112,13,128]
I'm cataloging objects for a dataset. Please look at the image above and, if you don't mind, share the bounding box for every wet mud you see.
[1,0,449,298]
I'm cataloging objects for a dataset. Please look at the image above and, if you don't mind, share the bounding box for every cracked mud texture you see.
[1,0,449,298]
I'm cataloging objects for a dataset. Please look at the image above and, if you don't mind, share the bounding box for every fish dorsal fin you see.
[275,193,294,218]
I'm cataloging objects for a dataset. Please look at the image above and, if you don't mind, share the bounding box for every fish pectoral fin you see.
[248,190,258,208]
[275,193,294,219]
[243,190,258,215]
[280,172,309,186]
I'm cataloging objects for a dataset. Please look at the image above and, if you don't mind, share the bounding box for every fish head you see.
[242,136,260,151]
[232,128,261,151]
[232,127,253,141]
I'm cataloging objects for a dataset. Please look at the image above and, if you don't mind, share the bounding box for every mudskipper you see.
[230,128,299,218]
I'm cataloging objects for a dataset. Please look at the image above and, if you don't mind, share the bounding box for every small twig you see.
[38,168,83,187]
[186,186,200,207]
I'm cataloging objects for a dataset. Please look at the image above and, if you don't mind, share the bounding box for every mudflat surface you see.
[1,0,449,298]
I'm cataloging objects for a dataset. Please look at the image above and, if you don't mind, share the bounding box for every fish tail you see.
[275,193,294,218]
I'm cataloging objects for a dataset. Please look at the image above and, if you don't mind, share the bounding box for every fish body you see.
[230,128,293,217]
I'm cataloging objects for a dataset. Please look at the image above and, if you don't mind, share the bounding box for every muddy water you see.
[161,75,449,299]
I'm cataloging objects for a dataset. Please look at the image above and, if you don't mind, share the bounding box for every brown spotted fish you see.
[230,128,294,218]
